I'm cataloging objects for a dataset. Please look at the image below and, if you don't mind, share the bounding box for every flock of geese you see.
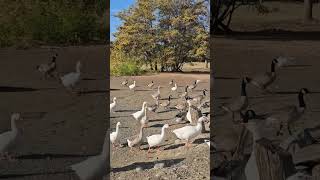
[0,53,110,180]
[214,57,317,180]
[110,78,211,157]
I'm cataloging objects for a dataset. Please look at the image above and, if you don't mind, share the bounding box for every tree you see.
[113,0,158,70]
[157,0,209,71]
[113,0,209,72]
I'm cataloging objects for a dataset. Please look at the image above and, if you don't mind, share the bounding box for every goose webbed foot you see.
[157,146,162,153]
[185,141,192,148]
[0,152,16,162]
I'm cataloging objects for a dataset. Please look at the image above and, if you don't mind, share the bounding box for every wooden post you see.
[312,164,320,180]
[255,138,296,180]
[304,0,313,22]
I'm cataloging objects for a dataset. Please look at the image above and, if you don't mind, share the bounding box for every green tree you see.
[113,0,158,70]
[113,0,209,72]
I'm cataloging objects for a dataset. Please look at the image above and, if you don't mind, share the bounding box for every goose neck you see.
[196,121,203,131]
[241,80,247,96]
[160,127,166,137]
[115,124,120,133]
[11,117,17,133]
[271,61,275,73]
[76,64,81,73]
[298,92,306,108]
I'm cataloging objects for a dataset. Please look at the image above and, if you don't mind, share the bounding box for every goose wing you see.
[146,134,161,147]
[71,155,106,180]
[222,96,247,112]
[173,126,197,140]
[0,131,16,152]
[61,72,80,87]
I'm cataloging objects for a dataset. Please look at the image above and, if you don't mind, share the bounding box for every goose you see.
[197,101,210,110]
[70,131,108,180]
[0,113,21,160]
[186,100,193,123]
[147,81,154,88]
[132,102,148,121]
[148,97,159,112]
[121,79,128,86]
[60,61,82,93]
[188,80,200,91]
[175,111,187,123]
[169,80,173,85]
[180,86,189,99]
[36,53,58,79]
[241,109,280,180]
[171,83,178,92]
[245,59,278,93]
[127,126,145,152]
[151,86,161,100]
[275,56,296,69]
[129,81,136,91]
[140,105,149,127]
[286,88,309,135]
[160,95,172,109]
[110,122,121,148]
[146,124,169,153]
[172,116,207,147]
[192,89,208,104]
[221,77,248,121]
[110,97,117,113]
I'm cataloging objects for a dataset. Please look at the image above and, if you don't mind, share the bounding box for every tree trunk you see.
[154,61,158,71]
[150,61,154,70]
[304,0,313,22]
[312,164,320,180]
[205,59,208,68]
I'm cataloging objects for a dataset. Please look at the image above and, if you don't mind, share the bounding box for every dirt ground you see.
[109,73,210,180]
[212,2,320,178]
[0,45,108,179]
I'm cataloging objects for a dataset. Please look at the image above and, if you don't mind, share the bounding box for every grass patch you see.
[111,50,145,76]
[111,61,144,76]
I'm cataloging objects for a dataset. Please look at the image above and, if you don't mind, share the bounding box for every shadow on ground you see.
[111,158,185,173]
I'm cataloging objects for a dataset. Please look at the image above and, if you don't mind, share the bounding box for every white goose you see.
[110,122,121,147]
[171,83,178,92]
[140,105,149,127]
[110,97,117,113]
[129,81,136,91]
[0,113,21,159]
[146,124,169,153]
[71,132,108,180]
[127,126,144,152]
[132,102,147,121]
[186,100,193,123]
[60,61,81,93]
[172,116,207,147]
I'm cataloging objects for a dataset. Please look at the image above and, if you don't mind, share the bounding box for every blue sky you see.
[110,0,136,41]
